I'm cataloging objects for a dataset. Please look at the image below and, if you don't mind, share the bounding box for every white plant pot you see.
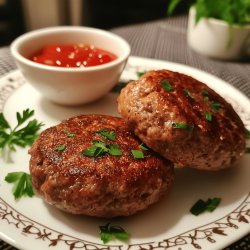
[187,7,250,60]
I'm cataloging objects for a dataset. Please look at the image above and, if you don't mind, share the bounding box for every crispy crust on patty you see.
[117,70,246,170]
[29,114,174,218]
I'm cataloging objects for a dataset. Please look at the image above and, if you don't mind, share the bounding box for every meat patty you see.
[117,70,246,170]
[29,114,174,218]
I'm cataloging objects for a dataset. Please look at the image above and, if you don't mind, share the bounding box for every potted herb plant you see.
[168,0,250,60]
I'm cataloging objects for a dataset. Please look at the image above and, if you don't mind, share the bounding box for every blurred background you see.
[0,0,188,46]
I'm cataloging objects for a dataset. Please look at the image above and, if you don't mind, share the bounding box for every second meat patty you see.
[117,69,246,170]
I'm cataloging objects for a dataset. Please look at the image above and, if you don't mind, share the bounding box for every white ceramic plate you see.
[0,56,249,250]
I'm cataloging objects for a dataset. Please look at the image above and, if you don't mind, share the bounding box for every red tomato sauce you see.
[30,44,117,68]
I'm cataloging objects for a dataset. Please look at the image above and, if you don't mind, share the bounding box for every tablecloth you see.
[0,14,249,250]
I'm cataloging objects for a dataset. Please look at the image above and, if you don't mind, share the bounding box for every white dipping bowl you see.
[10,26,131,105]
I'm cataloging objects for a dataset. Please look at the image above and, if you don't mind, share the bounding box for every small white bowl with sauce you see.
[11,26,130,106]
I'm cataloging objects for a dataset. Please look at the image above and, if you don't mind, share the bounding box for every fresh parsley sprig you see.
[99,223,130,244]
[5,172,35,200]
[0,109,44,152]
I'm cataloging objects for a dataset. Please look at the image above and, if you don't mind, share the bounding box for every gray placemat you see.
[111,15,250,99]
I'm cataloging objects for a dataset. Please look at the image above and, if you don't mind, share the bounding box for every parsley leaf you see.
[99,223,130,244]
[139,143,149,151]
[64,130,75,137]
[245,128,250,139]
[205,111,213,121]
[111,81,128,93]
[55,144,66,151]
[183,88,194,99]
[161,80,174,92]
[5,172,35,200]
[82,141,122,157]
[96,129,116,141]
[210,101,221,111]
[167,0,182,16]
[172,122,194,131]
[109,144,122,156]
[131,149,144,159]
[190,197,221,216]
[0,109,44,153]
[136,71,147,78]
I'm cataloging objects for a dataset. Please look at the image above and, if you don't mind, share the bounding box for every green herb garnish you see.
[55,144,66,151]
[205,111,212,121]
[183,88,194,99]
[82,141,108,157]
[202,89,221,111]
[82,141,122,157]
[245,128,250,139]
[5,172,35,200]
[172,122,194,131]
[139,143,149,151]
[161,80,174,92]
[202,88,210,98]
[111,81,128,93]
[131,149,144,159]
[99,223,130,244]
[109,144,122,156]
[167,0,182,16]
[210,101,221,111]
[190,197,221,216]
[64,130,75,137]
[137,71,147,78]
[96,129,116,141]
[0,109,44,152]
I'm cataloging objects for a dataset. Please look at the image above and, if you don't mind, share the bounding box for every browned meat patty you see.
[117,70,246,170]
[29,114,174,218]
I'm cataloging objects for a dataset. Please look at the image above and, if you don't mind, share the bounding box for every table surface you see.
[0,14,249,250]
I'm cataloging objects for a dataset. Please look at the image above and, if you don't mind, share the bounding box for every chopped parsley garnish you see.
[183,88,194,99]
[82,141,122,157]
[245,128,250,139]
[64,130,75,137]
[137,71,147,78]
[205,111,213,121]
[109,144,122,156]
[5,172,35,200]
[55,144,66,151]
[161,80,174,92]
[139,143,149,151]
[99,223,130,244]
[111,81,128,93]
[96,129,115,141]
[190,197,221,216]
[210,101,221,111]
[0,109,44,153]
[172,122,194,131]
[202,89,210,98]
[131,149,144,159]
[202,89,221,112]
[82,141,108,157]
